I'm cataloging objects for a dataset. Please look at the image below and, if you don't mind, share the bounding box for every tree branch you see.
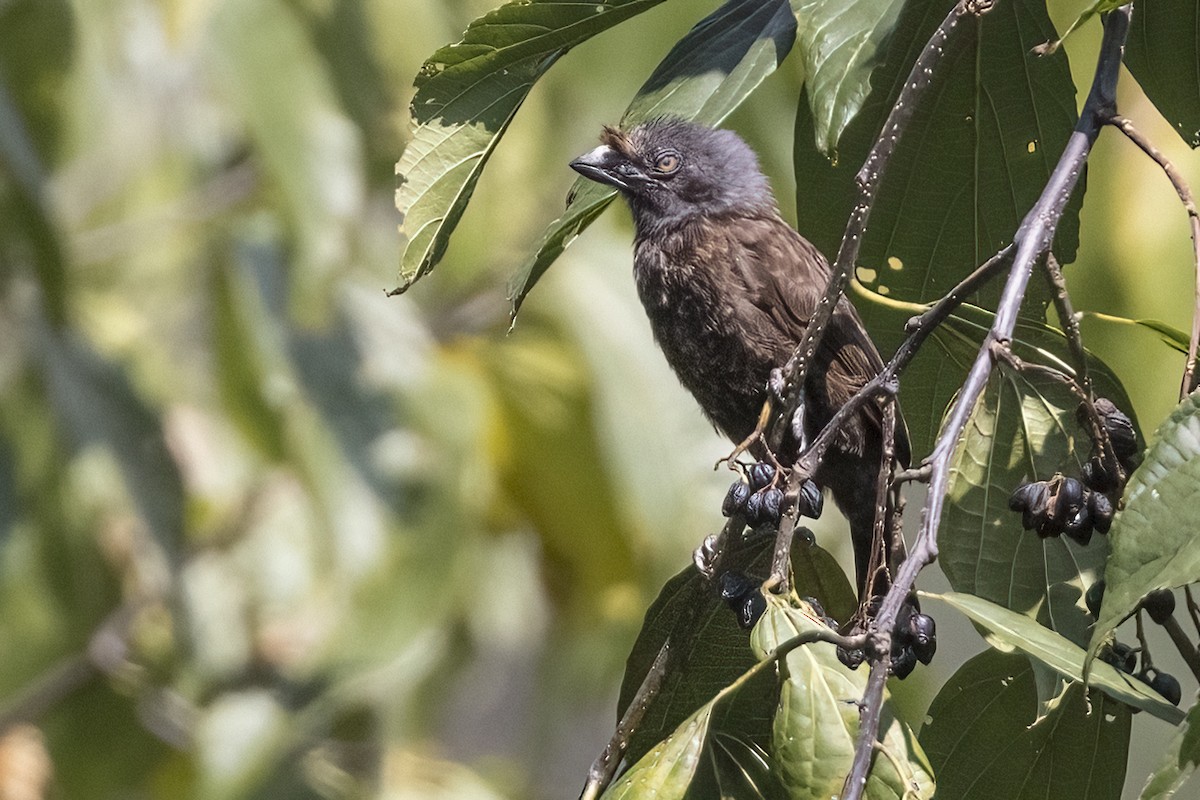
[840,6,1133,799]
[581,641,672,800]
[769,0,997,455]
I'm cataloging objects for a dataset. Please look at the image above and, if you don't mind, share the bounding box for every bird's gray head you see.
[569,119,776,233]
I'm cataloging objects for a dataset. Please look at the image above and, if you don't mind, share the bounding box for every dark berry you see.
[1011,482,1049,531]
[1094,398,1139,469]
[796,478,823,519]
[718,571,756,606]
[1062,503,1093,545]
[891,646,918,679]
[1150,670,1183,706]
[907,613,937,665]
[1108,642,1137,674]
[1081,457,1117,492]
[743,491,765,526]
[737,592,767,629]
[1142,589,1176,625]
[1089,492,1114,534]
[722,480,751,518]
[1085,580,1105,618]
[1009,482,1044,513]
[747,463,776,491]
[837,646,864,670]
[1055,476,1085,518]
[760,487,785,524]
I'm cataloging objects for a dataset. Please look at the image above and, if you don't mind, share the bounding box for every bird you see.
[569,118,910,608]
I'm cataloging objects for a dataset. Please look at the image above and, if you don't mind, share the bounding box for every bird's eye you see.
[652,151,681,174]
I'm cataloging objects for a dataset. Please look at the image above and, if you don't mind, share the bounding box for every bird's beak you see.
[570,145,633,190]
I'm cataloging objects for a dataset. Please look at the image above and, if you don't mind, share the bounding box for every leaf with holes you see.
[921,649,1131,800]
[793,0,1080,358]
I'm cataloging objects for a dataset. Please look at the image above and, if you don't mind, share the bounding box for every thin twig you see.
[0,604,138,733]
[840,8,1132,799]
[1135,609,1152,668]
[767,242,1014,591]
[793,246,1015,481]
[1105,114,1200,399]
[1185,586,1200,640]
[767,511,798,594]
[842,649,892,799]
[770,0,997,456]
[1043,252,1091,394]
[581,641,671,800]
[587,515,745,797]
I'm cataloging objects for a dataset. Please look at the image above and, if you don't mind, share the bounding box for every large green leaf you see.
[1090,391,1200,654]
[1139,697,1200,799]
[792,0,904,154]
[395,0,667,293]
[1125,0,1200,148]
[792,0,1080,358]
[853,285,1137,647]
[509,0,799,315]
[920,649,1131,800]
[930,592,1184,723]
[751,595,934,800]
[617,537,855,766]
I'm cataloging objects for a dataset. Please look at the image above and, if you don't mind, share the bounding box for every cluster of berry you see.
[1008,398,1139,545]
[836,600,936,679]
[721,463,823,530]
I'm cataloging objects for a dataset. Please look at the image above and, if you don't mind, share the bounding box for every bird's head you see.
[569,119,776,232]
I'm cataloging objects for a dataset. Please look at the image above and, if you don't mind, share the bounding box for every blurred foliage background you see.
[0,0,1198,798]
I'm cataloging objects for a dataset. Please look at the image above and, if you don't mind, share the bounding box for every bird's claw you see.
[694,533,723,578]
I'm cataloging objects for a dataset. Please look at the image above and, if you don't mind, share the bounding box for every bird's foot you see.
[714,393,777,471]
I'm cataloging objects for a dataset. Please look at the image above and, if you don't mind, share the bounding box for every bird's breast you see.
[632,238,773,442]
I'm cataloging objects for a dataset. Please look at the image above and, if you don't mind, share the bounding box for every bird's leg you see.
[714,397,774,472]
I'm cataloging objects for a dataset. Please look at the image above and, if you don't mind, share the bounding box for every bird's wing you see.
[723,215,912,466]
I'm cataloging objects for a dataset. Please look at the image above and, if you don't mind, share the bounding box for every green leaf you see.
[1139,697,1200,799]
[600,701,716,800]
[1125,0,1200,148]
[1031,0,1124,56]
[508,0,799,316]
[792,0,904,153]
[929,591,1185,723]
[1080,311,1190,355]
[792,0,1080,357]
[1091,391,1200,655]
[395,0,667,293]
[751,595,934,800]
[920,649,1131,800]
[853,284,1138,647]
[617,537,854,766]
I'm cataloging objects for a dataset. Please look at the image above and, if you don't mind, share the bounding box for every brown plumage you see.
[571,118,908,598]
